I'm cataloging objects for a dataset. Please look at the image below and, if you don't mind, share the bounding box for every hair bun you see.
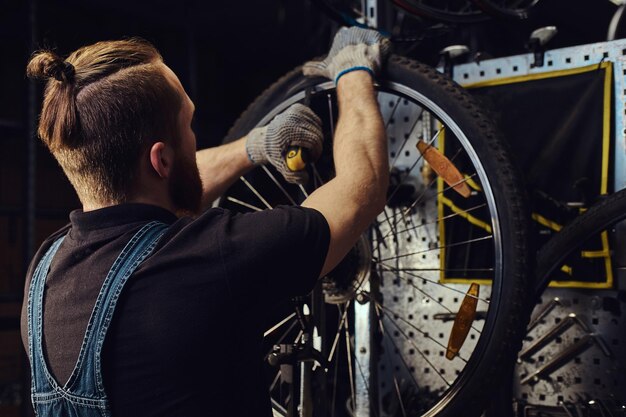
[27,50,75,83]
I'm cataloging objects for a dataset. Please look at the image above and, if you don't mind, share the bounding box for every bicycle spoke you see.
[377,234,493,262]
[265,320,299,358]
[402,173,478,219]
[393,376,408,417]
[374,303,421,389]
[378,262,491,304]
[384,97,401,129]
[264,313,296,337]
[354,352,380,417]
[262,165,297,205]
[389,109,424,169]
[312,163,325,187]
[270,369,282,391]
[240,176,273,209]
[386,126,445,204]
[393,267,494,273]
[345,321,357,412]
[383,268,483,333]
[380,304,452,387]
[226,196,263,212]
[328,301,351,362]
[298,184,309,199]
[377,301,468,362]
[383,203,486,240]
[328,93,336,136]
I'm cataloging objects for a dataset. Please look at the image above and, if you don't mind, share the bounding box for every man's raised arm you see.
[301,27,390,276]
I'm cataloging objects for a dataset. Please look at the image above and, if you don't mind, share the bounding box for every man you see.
[21,28,389,416]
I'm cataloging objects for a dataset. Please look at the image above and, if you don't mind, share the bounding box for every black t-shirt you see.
[20,203,330,417]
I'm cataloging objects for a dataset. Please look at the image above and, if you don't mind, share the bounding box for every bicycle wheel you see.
[535,189,626,297]
[488,190,626,417]
[219,55,531,417]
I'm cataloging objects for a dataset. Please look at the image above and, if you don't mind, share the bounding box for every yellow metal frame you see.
[438,62,614,288]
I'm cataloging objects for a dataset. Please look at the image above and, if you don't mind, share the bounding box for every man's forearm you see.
[196,138,254,209]
[334,71,389,210]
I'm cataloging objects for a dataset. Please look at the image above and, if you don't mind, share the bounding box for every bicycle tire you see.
[534,189,626,297]
[391,0,489,24]
[219,55,531,417]
[470,0,540,20]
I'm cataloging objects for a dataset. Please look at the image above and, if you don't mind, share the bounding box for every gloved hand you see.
[246,103,323,184]
[303,27,391,84]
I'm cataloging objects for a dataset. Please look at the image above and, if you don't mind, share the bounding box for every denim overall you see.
[27,221,169,416]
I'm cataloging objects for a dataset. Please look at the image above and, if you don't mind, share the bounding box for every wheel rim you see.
[220,79,509,417]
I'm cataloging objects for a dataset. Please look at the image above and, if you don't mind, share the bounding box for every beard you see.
[169,150,203,217]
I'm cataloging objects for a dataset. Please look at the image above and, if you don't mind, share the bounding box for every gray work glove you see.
[303,27,391,83]
[246,103,323,184]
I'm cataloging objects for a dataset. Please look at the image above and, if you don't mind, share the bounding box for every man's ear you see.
[149,141,174,179]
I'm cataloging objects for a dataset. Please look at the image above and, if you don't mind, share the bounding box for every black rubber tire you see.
[470,0,540,20]
[534,189,626,297]
[221,55,532,417]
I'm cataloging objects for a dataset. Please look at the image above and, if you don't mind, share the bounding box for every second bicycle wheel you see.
[219,55,531,417]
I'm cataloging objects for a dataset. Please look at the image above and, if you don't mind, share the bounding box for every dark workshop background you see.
[0,0,620,415]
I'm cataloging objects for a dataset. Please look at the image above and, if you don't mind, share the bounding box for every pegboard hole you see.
[566,57,572,63]
[408,314,414,320]
[409,348,415,355]
[547,60,553,66]
[405,150,410,157]
[513,65,518,72]
[424,368,430,374]
[584,55,590,61]
[496,68,501,74]
[463,73,469,79]
[404,116,409,123]
[592,318,599,325]
[438,333,444,339]
[423,314,428,320]
[479,70,485,76]
[603,51,609,58]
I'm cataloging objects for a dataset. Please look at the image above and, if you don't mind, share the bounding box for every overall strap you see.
[63,221,169,395]
[27,236,67,395]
